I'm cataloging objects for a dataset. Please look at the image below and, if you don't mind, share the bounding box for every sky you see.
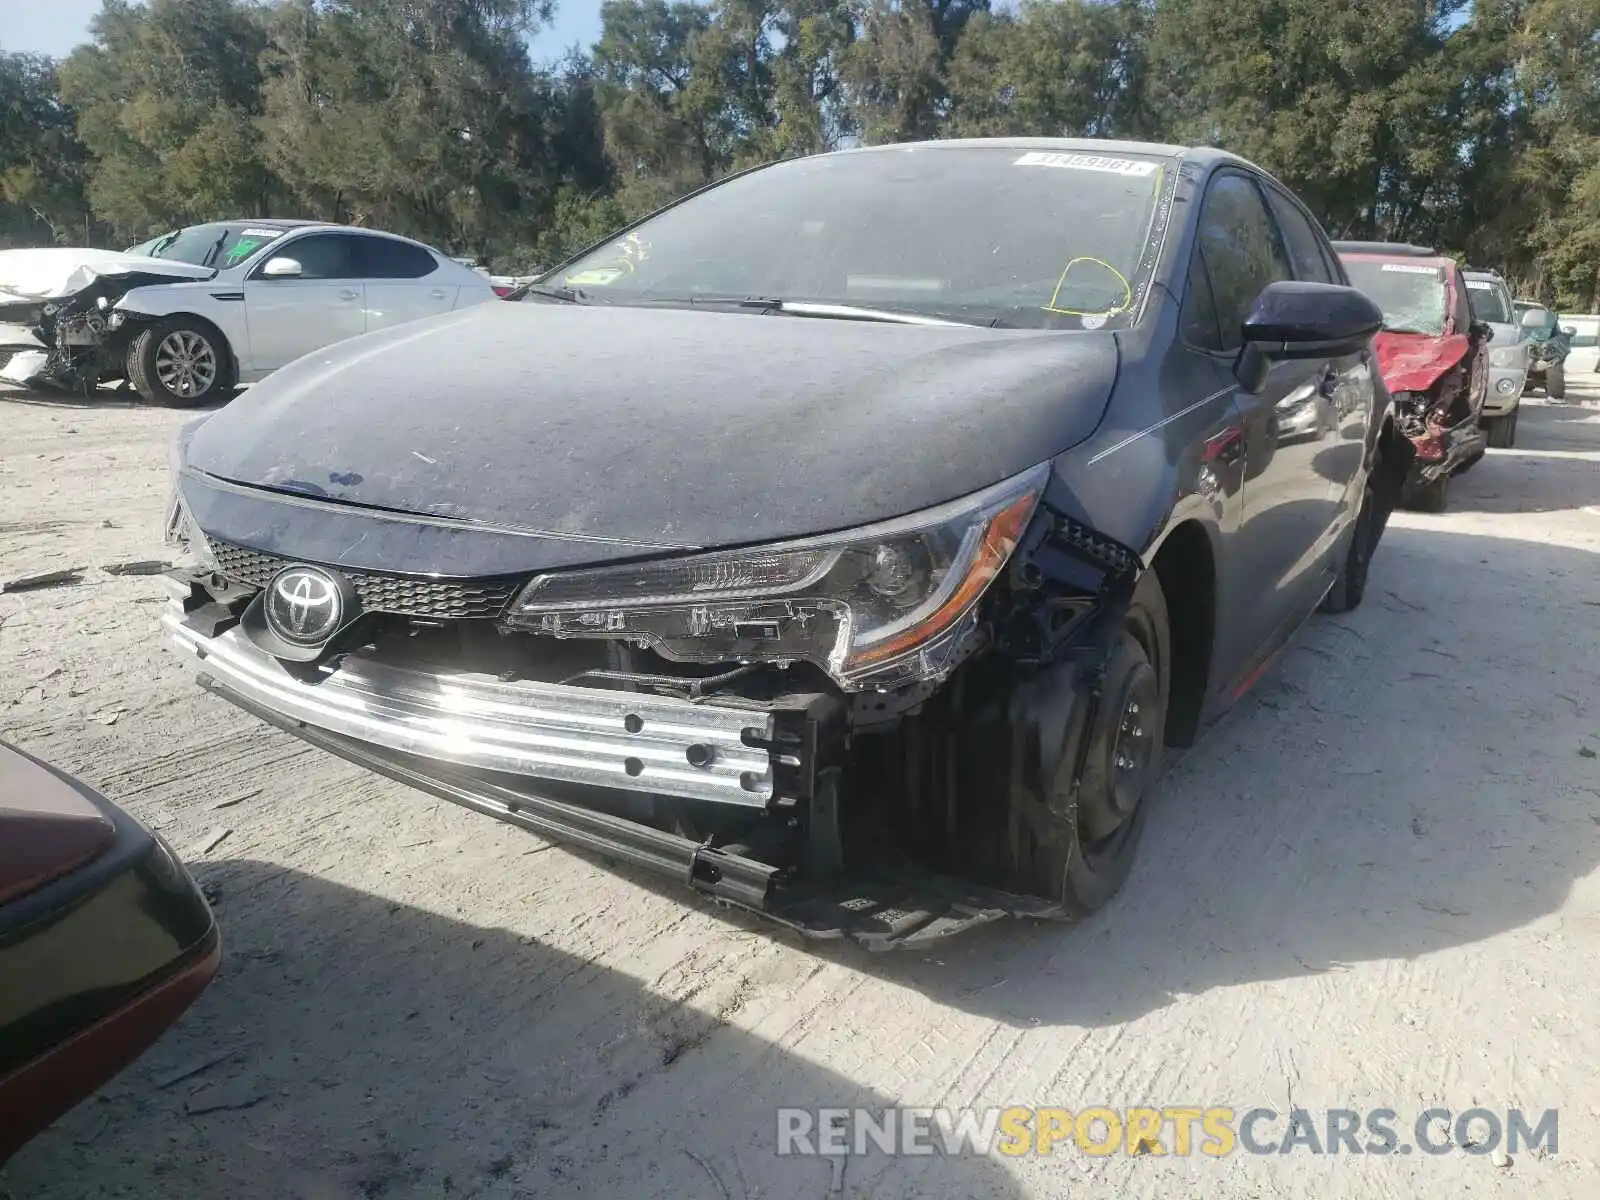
[0,0,608,62]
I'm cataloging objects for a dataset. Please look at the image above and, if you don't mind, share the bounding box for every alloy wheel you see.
[154,330,218,398]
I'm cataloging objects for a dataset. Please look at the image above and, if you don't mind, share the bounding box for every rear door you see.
[243,233,367,372]
[355,236,458,334]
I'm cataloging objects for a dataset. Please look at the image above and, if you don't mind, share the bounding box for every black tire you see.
[1320,462,1382,615]
[1402,470,1449,513]
[1485,409,1517,448]
[1546,362,1565,400]
[126,317,233,407]
[1002,570,1171,916]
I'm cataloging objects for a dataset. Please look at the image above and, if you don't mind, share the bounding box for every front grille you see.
[206,538,519,620]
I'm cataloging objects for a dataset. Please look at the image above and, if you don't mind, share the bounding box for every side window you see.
[1181,244,1224,351]
[260,234,356,280]
[1265,190,1337,284]
[357,237,438,280]
[1195,173,1293,351]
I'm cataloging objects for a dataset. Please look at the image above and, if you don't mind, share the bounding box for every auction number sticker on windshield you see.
[1380,263,1441,276]
[1465,280,1494,289]
[239,229,285,240]
[1014,151,1159,177]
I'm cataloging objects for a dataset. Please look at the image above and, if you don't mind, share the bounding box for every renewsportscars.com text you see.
[776,1106,1559,1158]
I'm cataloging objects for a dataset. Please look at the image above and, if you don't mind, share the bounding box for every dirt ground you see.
[2,378,1599,1199]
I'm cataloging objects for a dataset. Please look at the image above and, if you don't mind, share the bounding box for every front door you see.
[243,232,368,373]
[1194,171,1341,687]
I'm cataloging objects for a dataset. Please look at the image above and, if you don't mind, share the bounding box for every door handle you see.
[430,289,448,300]
[339,289,359,301]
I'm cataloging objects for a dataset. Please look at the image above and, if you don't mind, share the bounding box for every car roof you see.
[1336,247,1457,272]
[840,136,1272,173]
[195,218,323,230]
[193,218,450,258]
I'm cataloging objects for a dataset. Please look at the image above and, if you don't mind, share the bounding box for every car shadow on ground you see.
[0,861,1029,1200]
[0,382,240,411]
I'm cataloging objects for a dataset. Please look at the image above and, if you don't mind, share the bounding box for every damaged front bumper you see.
[0,249,212,391]
[161,584,781,808]
[1394,398,1487,484]
[159,571,1074,948]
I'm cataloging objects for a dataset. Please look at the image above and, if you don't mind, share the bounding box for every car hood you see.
[185,302,1120,559]
[0,247,214,302]
[1373,330,1471,395]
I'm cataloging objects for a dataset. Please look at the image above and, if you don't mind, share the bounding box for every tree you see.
[0,53,98,246]
[57,0,285,237]
[258,0,569,260]
[946,0,1148,139]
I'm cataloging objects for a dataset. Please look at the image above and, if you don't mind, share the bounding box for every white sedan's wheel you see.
[154,330,219,399]
[127,318,233,407]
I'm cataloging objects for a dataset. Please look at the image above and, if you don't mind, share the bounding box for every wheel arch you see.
[124,311,239,387]
[1143,517,1218,749]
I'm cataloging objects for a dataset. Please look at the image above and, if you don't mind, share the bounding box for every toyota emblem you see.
[263,565,346,647]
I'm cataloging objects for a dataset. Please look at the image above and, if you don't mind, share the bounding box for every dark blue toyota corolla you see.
[160,138,1409,947]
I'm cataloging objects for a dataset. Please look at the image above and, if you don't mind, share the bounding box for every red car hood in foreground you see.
[1373,330,1471,395]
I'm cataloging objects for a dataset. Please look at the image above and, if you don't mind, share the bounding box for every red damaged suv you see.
[1334,241,1492,513]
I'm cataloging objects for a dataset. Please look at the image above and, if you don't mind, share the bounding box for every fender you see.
[112,281,250,368]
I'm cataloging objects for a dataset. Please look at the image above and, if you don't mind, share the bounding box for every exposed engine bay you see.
[0,249,211,391]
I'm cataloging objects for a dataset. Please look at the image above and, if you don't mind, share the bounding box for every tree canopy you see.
[2,0,1597,307]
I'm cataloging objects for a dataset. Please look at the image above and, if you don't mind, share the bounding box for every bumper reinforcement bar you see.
[163,606,778,807]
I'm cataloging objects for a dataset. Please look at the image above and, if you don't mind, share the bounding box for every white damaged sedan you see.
[0,220,499,405]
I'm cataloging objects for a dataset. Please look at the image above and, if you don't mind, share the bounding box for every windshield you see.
[1341,259,1448,336]
[131,223,287,268]
[542,146,1172,329]
[1465,277,1513,324]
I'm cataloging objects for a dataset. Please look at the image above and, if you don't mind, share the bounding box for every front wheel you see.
[127,318,233,407]
[998,570,1171,916]
[1546,362,1566,400]
[1321,467,1382,614]
[1485,409,1517,448]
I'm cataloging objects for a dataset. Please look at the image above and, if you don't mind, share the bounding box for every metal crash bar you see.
[161,602,778,808]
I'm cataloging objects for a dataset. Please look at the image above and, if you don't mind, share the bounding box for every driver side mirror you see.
[260,256,303,279]
[1561,325,1577,337]
[1234,280,1384,393]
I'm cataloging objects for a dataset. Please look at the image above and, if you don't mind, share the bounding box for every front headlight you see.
[164,419,216,570]
[1488,346,1520,367]
[507,463,1050,690]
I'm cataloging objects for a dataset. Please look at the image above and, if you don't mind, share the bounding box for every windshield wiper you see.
[517,283,586,304]
[200,231,230,268]
[682,296,973,327]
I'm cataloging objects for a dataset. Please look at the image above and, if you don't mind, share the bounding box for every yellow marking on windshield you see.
[1042,256,1133,318]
